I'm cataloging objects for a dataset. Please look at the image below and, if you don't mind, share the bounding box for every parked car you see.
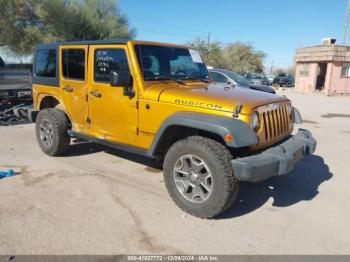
[0,57,32,104]
[273,73,294,87]
[209,69,275,94]
[30,39,316,219]
[266,74,275,85]
[245,74,270,86]
[0,56,5,68]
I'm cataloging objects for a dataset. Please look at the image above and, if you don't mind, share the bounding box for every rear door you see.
[59,45,89,132]
[87,45,139,144]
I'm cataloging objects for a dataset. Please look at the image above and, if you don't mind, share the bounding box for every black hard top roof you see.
[36,39,130,49]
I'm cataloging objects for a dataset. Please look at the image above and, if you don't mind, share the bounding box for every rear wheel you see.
[35,108,70,156]
[163,136,239,218]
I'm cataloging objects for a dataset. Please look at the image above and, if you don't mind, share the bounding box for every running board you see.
[68,130,151,158]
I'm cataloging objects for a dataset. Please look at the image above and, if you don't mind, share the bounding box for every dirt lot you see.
[0,90,350,255]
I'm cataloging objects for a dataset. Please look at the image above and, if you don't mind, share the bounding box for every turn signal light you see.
[224,133,233,142]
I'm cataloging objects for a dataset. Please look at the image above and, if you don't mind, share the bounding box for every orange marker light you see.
[224,133,233,142]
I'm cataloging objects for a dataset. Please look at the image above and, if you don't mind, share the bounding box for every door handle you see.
[90,91,102,98]
[63,86,73,92]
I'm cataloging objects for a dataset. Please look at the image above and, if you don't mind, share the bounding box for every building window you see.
[298,63,309,77]
[94,49,130,83]
[341,63,350,77]
[62,49,85,80]
[35,49,56,77]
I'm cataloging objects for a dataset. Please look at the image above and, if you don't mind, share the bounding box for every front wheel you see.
[35,108,71,156]
[163,136,239,218]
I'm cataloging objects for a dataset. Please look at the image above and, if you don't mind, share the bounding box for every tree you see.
[286,65,296,77]
[222,42,266,74]
[273,68,286,75]
[0,0,135,56]
[273,65,296,77]
[0,0,44,56]
[187,38,266,73]
[186,38,224,68]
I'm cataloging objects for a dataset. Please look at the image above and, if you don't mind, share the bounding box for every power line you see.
[130,16,205,35]
[136,26,208,40]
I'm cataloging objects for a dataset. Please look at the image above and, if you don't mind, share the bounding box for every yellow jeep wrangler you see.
[30,40,316,218]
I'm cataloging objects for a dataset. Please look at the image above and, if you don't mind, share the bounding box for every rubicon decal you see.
[175,99,222,110]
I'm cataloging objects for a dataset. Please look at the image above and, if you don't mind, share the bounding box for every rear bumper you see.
[0,88,32,100]
[232,129,316,182]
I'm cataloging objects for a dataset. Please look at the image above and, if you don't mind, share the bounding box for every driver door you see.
[87,45,138,145]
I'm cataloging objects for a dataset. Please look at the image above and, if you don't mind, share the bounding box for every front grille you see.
[259,104,291,142]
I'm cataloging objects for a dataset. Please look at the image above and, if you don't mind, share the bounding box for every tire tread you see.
[36,108,70,156]
[163,136,239,218]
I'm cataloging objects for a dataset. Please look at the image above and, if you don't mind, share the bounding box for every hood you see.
[143,81,289,114]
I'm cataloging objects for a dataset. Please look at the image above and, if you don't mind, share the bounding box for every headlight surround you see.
[250,111,260,131]
[286,104,295,122]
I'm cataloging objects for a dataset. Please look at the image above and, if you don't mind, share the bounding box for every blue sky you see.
[119,0,349,70]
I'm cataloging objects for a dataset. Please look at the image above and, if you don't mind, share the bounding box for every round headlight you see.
[250,111,260,131]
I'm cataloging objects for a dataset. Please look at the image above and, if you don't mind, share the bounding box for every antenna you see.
[343,0,350,45]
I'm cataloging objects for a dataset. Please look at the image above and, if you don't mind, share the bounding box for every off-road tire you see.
[163,136,239,218]
[35,108,70,156]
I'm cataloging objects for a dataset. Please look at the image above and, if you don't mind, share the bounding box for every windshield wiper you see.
[144,75,185,85]
[178,76,211,83]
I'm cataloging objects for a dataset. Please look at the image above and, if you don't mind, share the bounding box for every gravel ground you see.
[0,90,350,255]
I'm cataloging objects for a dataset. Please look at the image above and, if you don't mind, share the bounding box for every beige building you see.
[294,42,350,95]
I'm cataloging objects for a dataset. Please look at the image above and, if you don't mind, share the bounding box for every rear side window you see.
[35,49,56,77]
[62,49,85,80]
[94,49,130,83]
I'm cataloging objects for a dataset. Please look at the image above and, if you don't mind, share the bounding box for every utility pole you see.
[207,32,211,61]
[270,60,274,74]
[343,0,350,45]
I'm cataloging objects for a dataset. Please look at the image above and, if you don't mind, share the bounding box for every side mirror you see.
[109,70,131,87]
[109,70,134,97]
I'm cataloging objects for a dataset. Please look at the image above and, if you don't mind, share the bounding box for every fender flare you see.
[37,94,63,109]
[147,112,258,156]
[30,94,67,122]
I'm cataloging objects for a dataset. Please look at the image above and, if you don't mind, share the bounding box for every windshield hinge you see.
[233,104,242,117]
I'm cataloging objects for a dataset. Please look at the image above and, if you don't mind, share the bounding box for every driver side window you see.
[210,72,228,83]
[94,48,130,83]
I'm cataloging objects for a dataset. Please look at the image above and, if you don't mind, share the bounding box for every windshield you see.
[222,70,251,85]
[134,44,210,81]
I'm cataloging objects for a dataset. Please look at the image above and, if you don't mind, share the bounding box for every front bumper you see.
[232,129,316,182]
